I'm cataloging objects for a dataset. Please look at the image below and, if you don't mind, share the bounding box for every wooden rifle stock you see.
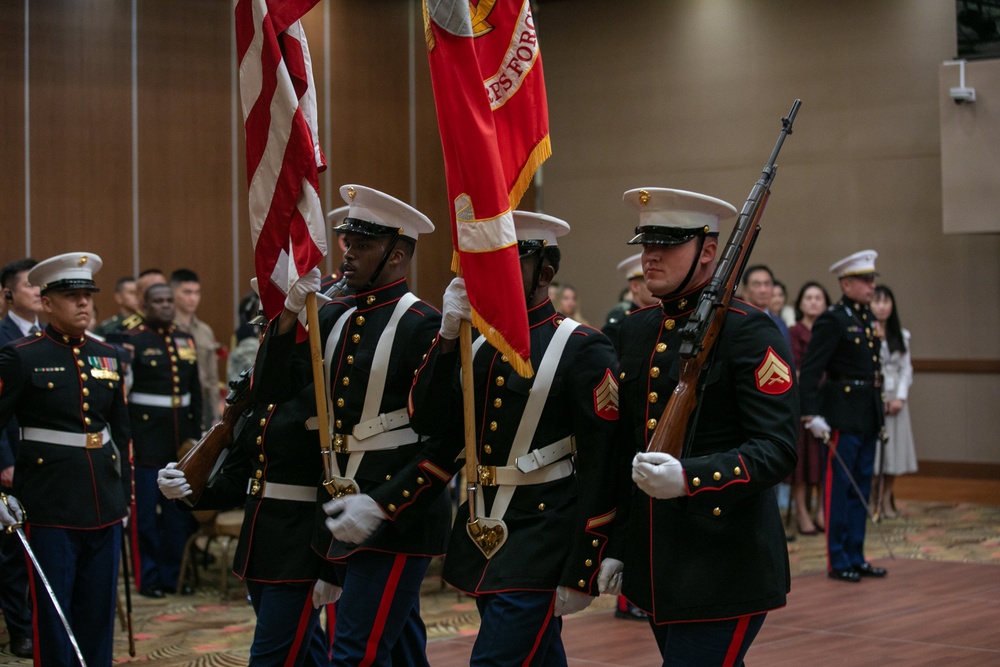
[175,369,255,505]
[647,99,801,456]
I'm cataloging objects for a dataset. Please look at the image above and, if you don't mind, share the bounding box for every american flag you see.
[425,0,552,378]
[235,0,326,324]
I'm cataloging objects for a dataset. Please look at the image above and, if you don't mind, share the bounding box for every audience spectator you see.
[171,269,222,430]
[741,264,791,345]
[95,276,139,336]
[789,281,831,534]
[557,283,589,325]
[871,285,917,519]
[227,289,263,385]
[770,279,796,328]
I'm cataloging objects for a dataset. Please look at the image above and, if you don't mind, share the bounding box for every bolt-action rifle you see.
[647,99,801,456]
[175,367,255,505]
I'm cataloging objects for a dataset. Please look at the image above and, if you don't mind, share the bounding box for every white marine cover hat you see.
[332,185,434,241]
[511,211,571,250]
[616,253,644,281]
[623,187,737,246]
[830,249,878,278]
[28,252,102,294]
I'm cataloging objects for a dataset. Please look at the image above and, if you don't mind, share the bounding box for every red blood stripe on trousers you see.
[359,554,408,667]
[283,586,316,667]
[722,615,751,667]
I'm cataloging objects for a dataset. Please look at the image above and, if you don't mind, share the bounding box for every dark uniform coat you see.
[0,326,131,528]
[616,289,798,623]
[194,363,324,582]
[408,300,622,596]
[255,278,451,561]
[116,323,202,467]
[799,295,883,435]
[601,300,638,354]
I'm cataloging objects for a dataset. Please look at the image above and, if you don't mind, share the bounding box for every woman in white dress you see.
[872,285,918,518]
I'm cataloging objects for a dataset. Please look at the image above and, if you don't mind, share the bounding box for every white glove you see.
[283,267,321,314]
[311,579,343,609]
[157,462,192,500]
[439,277,471,340]
[597,558,624,596]
[0,494,24,528]
[632,452,687,500]
[323,494,386,544]
[553,586,593,617]
[805,416,831,440]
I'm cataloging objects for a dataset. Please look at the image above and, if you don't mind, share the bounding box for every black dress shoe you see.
[828,569,861,583]
[139,586,166,598]
[614,606,648,621]
[854,562,887,578]
[9,634,33,659]
[164,585,194,595]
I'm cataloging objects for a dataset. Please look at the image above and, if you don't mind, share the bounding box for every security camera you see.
[949,86,976,104]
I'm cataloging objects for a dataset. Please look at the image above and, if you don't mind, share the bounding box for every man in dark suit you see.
[799,249,888,583]
[611,188,798,664]
[0,252,132,667]
[0,257,41,659]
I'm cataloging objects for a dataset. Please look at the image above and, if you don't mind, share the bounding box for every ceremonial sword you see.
[822,434,895,560]
[1,494,89,667]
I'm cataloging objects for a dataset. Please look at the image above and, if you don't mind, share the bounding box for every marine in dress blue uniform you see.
[799,250,888,583]
[408,212,622,666]
[159,343,330,666]
[612,189,798,666]
[601,253,658,357]
[113,283,201,596]
[0,252,132,667]
[255,185,449,667]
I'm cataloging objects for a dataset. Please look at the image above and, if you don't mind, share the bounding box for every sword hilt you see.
[0,492,25,533]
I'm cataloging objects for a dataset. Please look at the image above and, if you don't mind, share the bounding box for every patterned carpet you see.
[1,499,998,665]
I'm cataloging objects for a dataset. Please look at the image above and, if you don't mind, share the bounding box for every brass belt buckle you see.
[85,433,103,449]
[171,395,181,408]
[477,465,497,487]
[332,434,349,454]
[250,479,264,498]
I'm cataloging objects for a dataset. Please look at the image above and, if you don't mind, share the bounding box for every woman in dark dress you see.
[789,281,831,534]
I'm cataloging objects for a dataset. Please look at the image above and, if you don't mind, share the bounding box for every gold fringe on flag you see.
[449,250,535,379]
[471,308,534,379]
[508,135,552,209]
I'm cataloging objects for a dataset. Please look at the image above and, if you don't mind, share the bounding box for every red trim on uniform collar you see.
[45,324,87,347]
[659,278,710,318]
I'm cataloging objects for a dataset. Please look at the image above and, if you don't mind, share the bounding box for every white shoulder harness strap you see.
[322,293,419,480]
[476,317,579,521]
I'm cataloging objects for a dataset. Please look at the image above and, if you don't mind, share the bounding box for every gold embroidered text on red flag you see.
[424,0,552,378]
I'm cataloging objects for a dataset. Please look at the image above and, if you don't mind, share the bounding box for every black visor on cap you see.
[41,279,100,295]
[517,240,546,258]
[332,217,401,238]
[626,225,709,246]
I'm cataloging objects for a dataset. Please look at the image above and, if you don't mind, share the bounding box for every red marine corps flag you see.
[425,0,552,378]
[236,0,327,326]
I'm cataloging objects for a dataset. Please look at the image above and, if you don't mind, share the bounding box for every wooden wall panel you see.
[0,3,26,260]
[29,0,134,322]
[136,0,234,350]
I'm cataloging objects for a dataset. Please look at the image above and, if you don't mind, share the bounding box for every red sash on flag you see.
[235,0,327,328]
[424,0,552,378]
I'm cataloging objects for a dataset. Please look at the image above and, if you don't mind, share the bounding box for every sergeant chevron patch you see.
[593,369,619,420]
[755,347,792,395]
